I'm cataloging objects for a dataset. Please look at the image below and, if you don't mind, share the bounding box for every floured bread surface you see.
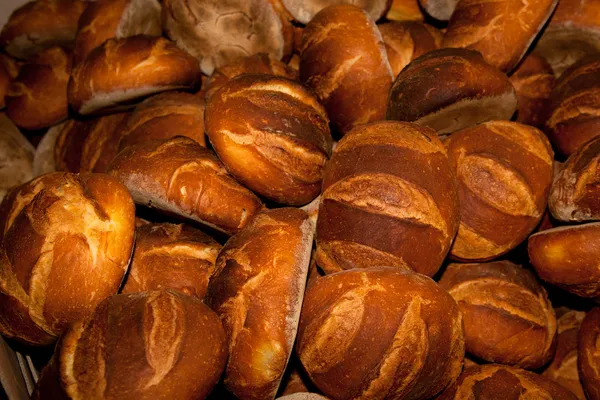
[281,0,392,24]
[418,0,459,21]
[0,114,34,202]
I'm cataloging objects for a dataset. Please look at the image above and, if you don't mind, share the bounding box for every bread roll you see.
[32,290,228,400]
[117,92,206,150]
[0,54,19,110]
[33,122,63,177]
[437,364,578,399]
[378,21,442,77]
[0,0,86,59]
[542,310,586,400]
[535,0,600,76]
[510,54,556,129]
[439,261,557,369]
[68,35,201,115]
[0,113,34,202]
[107,136,263,235]
[279,358,318,398]
[204,53,296,99]
[529,223,600,298]
[442,0,558,73]
[0,172,135,346]
[205,74,332,206]
[545,55,600,158]
[296,267,464,399]
[277,395,329,400]
[300,4,393,135]
[54,113,130,173]
[445,121,554,261]
[387,48,517,135]
[280,0,392,24]
[579,307,600,400]
[121,222,221,298]
[207,208,313,400]
[386,0,425,21]
[316,121,459,277]
[418,0,458,21]
[6,46,71,130]
[73,0,162,65]
[163,0,293,76]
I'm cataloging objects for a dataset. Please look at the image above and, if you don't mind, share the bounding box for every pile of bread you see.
[1,0,600,398]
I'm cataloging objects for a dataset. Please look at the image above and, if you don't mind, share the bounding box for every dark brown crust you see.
[439,261,557,369]
[207,208,313,400]
[0,172,135,346]
[316,120,459,277]
[107,136,263,235]
[0,54,20,110]
[121,222,221,299]
[68,35,201,115]
[299,4,393,135]
[205,74,332,206]
[296,267,464,400]
[579,307,600,400]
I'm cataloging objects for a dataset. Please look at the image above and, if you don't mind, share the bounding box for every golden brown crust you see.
[32,290,228,400]
[529,223,600,298]
[316,121,459,277]
[446,121,554,261]
[121,222,221,298]
[0,114,34,202]
[73,0,162,65]
[0,172,135,346]
[117,91,206,150]
[6,46,71,130]
[442,0,558,73]
[68,35,201,115]
[437,364,578,399]
[545,55,600,157]
[163,0,293,76]
[107,136,263,235]
[387,48,517,135]
[510,54,556,129]
[439,261,557,369]
[578,307,600,400]
[300,4,393,135]
[0,0,86,59]
[205,74,332,206]
[296,267,464,400]
[386,0,425,21]
[204,53,296,99]
[207,208,314,400]
[280,0,392,24]
[378,21,442,77]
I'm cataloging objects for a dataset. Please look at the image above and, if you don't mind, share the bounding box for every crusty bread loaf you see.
[437,364,578,399]
[121,222,221,298]
[378,21,442,77]
[542,310,586,400]
[0,113,34,202]
[116,91,206,151]
[549,135,600,221]
[418,0,458,20]
[33,122,63,177]
[207,208,313,400]
[316,121,459,277]
[0,54,19,110]
[535,0,600,76]
[204,53,296,99]
[107,136,263,235]
[442,0,558,73]
[386,0,425,21]
[296,267,464,399]
[277,395,329,400]
[387,48,517,135]
[545,55,600,158]
[439,261,557,369]
[529,223,600,298]
[73,0,162,65]
[300,4,393,135]
[510,54,556,129]
[578,307,600,400]
[280,0,392,24]
[279,357,319,398]
[54,113,130,173]
[5,46,71,130]
[445,121,554,261]
[68,35,201,115]
[32,290,228,400]
[163,0,293,76]
[205,74,332,206]
[0,0,86,59]
[0,172,135,346]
